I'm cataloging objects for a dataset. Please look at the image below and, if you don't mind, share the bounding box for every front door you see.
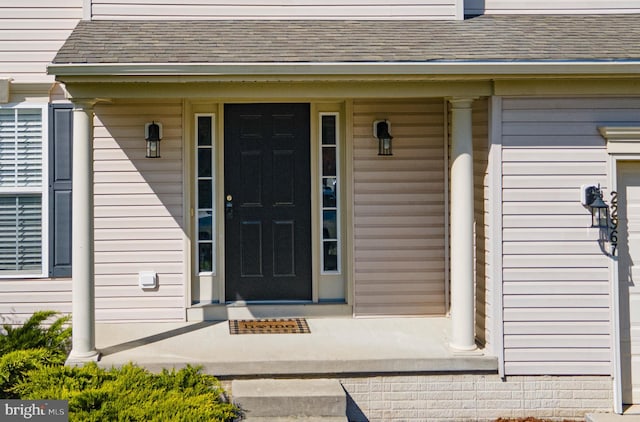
[224,103,311,301]
[618,162,640,404]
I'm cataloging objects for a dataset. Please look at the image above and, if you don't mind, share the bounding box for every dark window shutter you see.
[49,105,73,277]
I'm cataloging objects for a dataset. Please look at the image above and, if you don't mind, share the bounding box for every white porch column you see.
[66,100,100,364]
[449,97,477,351]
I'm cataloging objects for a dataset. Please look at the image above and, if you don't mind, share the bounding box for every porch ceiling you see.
[48,15,640,79]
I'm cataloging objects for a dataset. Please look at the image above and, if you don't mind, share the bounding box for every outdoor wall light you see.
[582,184,610,229]
[373,120,393,156]
[145,121,162,158]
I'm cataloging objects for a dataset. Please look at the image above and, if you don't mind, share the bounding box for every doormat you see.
[229,318,310,334]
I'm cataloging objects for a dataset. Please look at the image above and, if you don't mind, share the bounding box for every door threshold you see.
[226,300,314,307]
[187,302,352,321]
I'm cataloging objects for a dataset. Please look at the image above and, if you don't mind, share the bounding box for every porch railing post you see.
[448,97,477,351]
[66,99,100,364]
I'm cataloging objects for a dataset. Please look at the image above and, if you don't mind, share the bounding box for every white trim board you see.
[48,61,640,77]
[598,126,640,414]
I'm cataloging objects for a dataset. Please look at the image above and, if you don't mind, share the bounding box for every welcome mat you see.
[229,318,310,334]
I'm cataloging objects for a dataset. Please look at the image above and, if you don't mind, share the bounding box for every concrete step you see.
[231,378,347,421]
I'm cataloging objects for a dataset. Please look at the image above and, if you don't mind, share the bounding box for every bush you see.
[0,348,65,398]
[0,311,238,420]
[14,363,239,421]
[0,311,71,399]
[0,310,71,356]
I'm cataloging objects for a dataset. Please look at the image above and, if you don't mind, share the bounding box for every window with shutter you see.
[0,107,46,277]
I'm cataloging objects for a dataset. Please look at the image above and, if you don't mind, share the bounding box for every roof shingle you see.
[52,15,640,64]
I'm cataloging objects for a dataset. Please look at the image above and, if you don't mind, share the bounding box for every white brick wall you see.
[340,374,612,421]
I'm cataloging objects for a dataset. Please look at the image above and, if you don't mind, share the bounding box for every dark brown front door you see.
[224,103,311,301]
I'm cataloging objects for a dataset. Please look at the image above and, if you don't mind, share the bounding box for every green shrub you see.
[0,310,71,356]
[0,311,71,399]
[0,348,65,399]
[14,363,239,421]
[1,311,237,420]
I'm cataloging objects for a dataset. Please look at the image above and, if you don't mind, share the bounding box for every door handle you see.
[225,194,233,220]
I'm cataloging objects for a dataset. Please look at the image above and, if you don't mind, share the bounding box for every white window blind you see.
[0,196,42,273]
[0,108,44,275]
[0,109,42,188]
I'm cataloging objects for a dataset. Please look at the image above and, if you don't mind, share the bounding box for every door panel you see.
[240,221,262,277]
[273,220,295,276]
[224,104,311,301]
[618,162,640,404]
[273,150,295,204]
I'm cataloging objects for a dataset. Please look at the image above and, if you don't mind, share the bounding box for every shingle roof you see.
[53,15,640,64]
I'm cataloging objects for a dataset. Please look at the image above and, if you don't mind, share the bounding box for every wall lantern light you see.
[582,184,609,229]
[145,121,162,158]
[373,120,393,156]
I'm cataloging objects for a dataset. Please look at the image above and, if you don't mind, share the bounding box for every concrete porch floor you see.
[95,316,497,377]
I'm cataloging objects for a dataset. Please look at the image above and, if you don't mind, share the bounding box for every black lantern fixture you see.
[145,121,162,158]
[373,120,393,156]
[584,185,609,228]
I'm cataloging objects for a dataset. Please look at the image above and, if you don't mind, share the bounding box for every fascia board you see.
[47,61,640,77]
[599,126,640,140]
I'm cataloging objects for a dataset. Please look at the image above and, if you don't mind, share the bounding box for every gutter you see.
[47,61,640,77]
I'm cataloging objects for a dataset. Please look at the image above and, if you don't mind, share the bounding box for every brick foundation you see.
[340,374,612,421]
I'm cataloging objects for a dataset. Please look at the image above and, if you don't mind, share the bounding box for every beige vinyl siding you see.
[466,0,640,15]
[0,0,82,84]
[353,99,445,316]
[91,0,457,20]
[501,97,640,375]
[93,100,185,322]
[0,279,71,325]
[473,98,490,347]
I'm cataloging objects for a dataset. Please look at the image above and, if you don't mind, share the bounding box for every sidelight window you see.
[320,113,340,274]
[195,114,215,274]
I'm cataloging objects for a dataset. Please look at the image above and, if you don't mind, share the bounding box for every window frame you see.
[319,112,341,275]
[194,113,216,276]
[0,103,49,279]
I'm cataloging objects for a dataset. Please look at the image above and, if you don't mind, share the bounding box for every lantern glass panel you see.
[146,139,160,158]
[379,137,392,155]
[384,138,391,150]
[591,205,609,228]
